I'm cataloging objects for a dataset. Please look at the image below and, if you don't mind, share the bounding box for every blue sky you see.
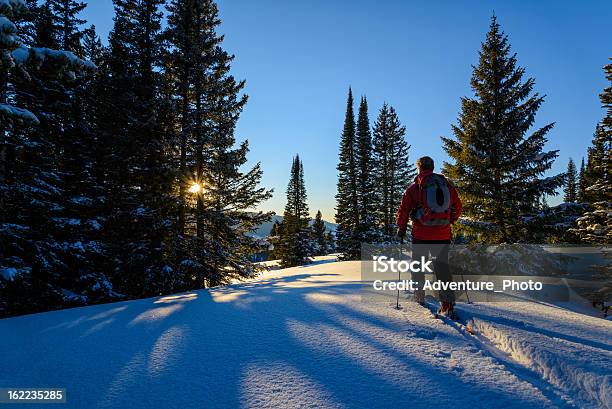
[83,0,611,221]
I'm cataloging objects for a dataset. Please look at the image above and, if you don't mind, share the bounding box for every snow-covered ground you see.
[0,260,610,408]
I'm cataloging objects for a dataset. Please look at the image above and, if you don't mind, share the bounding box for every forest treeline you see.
[1,0,273,317]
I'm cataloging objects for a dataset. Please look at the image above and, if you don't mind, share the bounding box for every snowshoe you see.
[436,301,457,320]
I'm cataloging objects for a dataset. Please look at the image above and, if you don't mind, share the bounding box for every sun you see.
[188,182,202,194]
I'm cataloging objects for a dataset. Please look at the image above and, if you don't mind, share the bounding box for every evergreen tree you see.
[98,0,177,296]
[335,88,360,259]
[563,158,578,203]
[582,125,610,204]
[356,96,379,243]
[47,0,86,56]
[441,16,564,243]
[325,231,336,253]
[269,220,281,237]
[267,220,283,260]
[571,60,611,244]
[578,157,587,203]
[165,0,272,286]
[82,25,103,65]
[13,0,40,47]
[311,210,327,256]
[372,103,415,239]
[278,156,311,267]
[0,0,108,317]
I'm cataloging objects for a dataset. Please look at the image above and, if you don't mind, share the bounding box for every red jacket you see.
[396,170,462,241]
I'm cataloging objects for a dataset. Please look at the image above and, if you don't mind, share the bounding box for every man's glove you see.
[397,227,406,239]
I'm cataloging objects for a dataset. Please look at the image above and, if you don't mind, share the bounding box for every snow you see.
[0,261,610,408]
[10,46,29,64]
[0,103,39,124]
[0,15,16,33]
[0,0,25,9]
[0,267,17,280]
[10,46,97,70]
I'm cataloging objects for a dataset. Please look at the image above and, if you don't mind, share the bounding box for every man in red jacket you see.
[396,156,462,316]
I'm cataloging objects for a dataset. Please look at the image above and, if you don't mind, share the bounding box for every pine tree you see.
[96,0,178,297]
[335,88,361,259]
[325,231,336,253]
[0,0,107,317]
[578,157,587,203]
[269,220,281,237]
[165,0,272,286]
[47,0,86,56]
[311,210,327,256]
[355,96,379,243]
[279,155,311,267]
[82,25,103,65]
[267,220,283,260]
[582,125,609,204]
[563,158,578,203]
[570,60,611,244]
[372,103,415,239]
[441,16,564,243]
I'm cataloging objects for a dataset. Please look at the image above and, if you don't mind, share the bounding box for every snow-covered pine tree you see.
[356,96,379,244]
[335,88,361,259]
[44,2,112,309]
[578,157,587,203]
[279,155,311,267]
[97,0,177,297]
[441,16,564,243]
[582,125,610,204]
[0,0,106,317]
[372,103,415,240]
[312,210,327,256]
[325,230,336,253]
[267,219,283,260]
[570,61,611,244]
[165,0,272,286]
[563,158,578,203]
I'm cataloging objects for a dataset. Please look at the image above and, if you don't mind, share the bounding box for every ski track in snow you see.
[0,258,610,409]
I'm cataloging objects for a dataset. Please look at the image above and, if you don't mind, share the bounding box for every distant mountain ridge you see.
[253,215,337,238]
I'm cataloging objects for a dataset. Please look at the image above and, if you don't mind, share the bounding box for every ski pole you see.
[451,235,471,304]
[461,270,472,304]
[396,237,403,309]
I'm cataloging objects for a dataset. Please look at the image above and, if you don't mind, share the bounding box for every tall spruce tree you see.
[0,0,107,317]
[335,88,361,259]
[441,16,564,243]
[47,0,86,56]
[326,231,336,253]
[582,125,610,204]
[564,158,578,203]
[279,155,311,267]
[578,157,587,203]
[312,210,327,256]
[571,60,611,244]
[82,25,103,64]
[356,96,379,243]
[372,103,415,239]
[97,0,177,297]
[165,0,272,286]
